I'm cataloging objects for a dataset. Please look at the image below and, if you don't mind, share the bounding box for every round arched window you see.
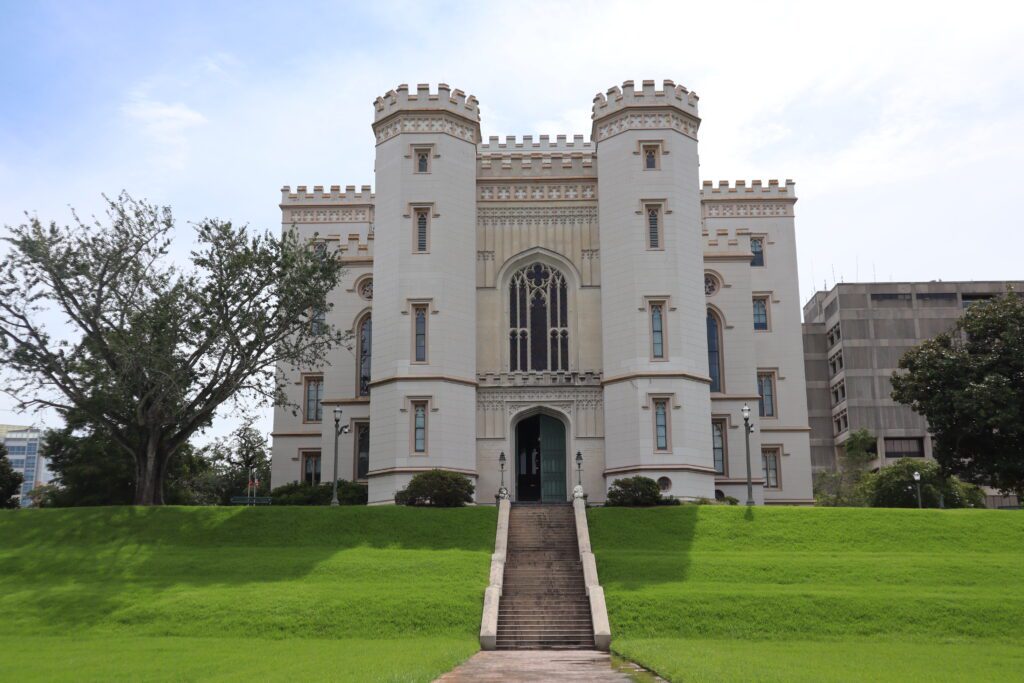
[508,262,569,372]
[357,277,373,301]
[657,477,672,492]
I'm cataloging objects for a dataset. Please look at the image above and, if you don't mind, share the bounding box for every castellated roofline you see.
[373,83,480,123]
[479,134,594,152]
[592,79,699,120]
[281,185,375,204]
[700,179,796,199]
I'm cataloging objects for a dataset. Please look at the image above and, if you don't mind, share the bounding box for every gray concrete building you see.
[802,281,1023,475]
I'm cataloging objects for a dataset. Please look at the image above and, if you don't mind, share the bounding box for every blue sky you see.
[2,0,1023,438]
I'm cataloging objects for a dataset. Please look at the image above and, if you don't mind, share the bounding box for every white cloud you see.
[122,97,207,170]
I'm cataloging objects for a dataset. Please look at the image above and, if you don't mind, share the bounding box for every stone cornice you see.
[368,374,478,389]
[593,107,700,142]
[373,111,480,145]
[602,370,712,386]
[604,463,718,475]
[478,181,597,202]
[477,206,598,227]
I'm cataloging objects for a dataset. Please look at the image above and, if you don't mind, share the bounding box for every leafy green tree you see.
[891,292,1024,498]
[0,443,24,508]
[40,415,215,506]
[0,193,346,504]
[814,428,877,506]
[205,415,272,504]
[868,458,985,508]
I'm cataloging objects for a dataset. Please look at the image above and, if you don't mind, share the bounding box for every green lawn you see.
[0,506,497,682]
[588,506,1024,682]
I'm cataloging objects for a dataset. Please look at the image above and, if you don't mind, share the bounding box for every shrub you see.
[606,476,678,507]
[867,458,985,508]
[395,470,474,507]
[270,480,367,506]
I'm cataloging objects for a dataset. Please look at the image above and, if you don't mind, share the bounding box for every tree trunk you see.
[134,434,165,505]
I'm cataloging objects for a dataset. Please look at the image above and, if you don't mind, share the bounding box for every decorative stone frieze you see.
[477,206,598,228]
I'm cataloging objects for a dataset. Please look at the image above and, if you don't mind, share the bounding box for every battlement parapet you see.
[373,83,480,124]
[281,184,375,205]
[700,179,796,199]
[592,79,699,121]
[478,134,594,152]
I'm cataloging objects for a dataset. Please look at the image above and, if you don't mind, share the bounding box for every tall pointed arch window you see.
[508,262,569,372]
[707,309,724,393]
[356,313,372,396]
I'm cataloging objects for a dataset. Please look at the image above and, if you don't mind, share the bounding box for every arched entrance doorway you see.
[514,413,567,502]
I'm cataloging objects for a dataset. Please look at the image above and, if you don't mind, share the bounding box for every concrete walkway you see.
[435,650,637,682]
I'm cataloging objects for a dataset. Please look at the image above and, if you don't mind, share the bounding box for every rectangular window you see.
[301,451,322,485]
[412,401,428,454]
[962,294,994,309]
[654,398,670,451]
[831,379,846,407]
[757,372,776,417]
[917,292,957,307]
[761,448,780,489]
[712,419,727,475]
[750,237,765,266]
[413,304,428,363]
[826,323,842,347]
[884,437,924,458]
[645,204,663,250]
[413,208,430,253]
[354,422,370,480]
[833,409,849,435]
[414,147,431,173]
[650,302,666,359]
[753,297,769,331]
[642,143,661,170]
[828,350,844,377]
[304,376,324,423]
[871,292,912,307]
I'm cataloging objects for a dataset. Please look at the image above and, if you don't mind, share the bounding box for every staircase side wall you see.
[573,497,611,650]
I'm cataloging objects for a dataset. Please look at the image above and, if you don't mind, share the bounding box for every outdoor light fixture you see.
[912,470,922,509]
[498,451,506,488]
[575,450,583,487]
[742,404,754,506]
[331,407,344,507]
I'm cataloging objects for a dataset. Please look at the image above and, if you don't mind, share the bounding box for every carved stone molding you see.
[286,207,372,224]
[478,386,604,406]
[477,206,598,228]
[374,113,478,144]
[478,183,597,202]
[702,201,793,218]
[595,109,699,142]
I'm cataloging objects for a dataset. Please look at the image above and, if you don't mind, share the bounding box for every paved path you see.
[435,650,637,682]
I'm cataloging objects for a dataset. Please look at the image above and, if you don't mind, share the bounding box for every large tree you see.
[891,292,1024,498]
[0,193,346,504]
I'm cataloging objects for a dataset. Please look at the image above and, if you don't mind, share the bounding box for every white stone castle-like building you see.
[270,80,814,505]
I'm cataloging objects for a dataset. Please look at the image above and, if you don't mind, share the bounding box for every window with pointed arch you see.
[508,262,569,372]
[356,313,371,397]
[706,309,724,393]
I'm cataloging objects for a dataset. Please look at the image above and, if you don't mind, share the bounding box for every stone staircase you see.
[495,503,595,650]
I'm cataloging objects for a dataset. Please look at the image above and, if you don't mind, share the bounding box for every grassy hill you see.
[0,506,496,682]
[3,505,1022,682]
[589,506,1024,682]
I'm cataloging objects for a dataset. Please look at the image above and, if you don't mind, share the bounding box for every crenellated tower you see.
[593,80,716,498]
[367,84,480,503]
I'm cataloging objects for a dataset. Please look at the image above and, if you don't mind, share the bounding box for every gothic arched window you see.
[357,314,372,396]
[509,262,569,372]
[707,309,723,392]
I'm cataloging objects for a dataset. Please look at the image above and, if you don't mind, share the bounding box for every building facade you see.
[803,280,1024,476]
[1,427,48,507]
[271,80,814,505]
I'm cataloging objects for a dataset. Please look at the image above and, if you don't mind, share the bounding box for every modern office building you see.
[803,280,1023,474]
[271,80,815,505]
[1,427,48,507]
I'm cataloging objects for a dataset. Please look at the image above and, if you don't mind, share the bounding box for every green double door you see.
[538,415,567,502]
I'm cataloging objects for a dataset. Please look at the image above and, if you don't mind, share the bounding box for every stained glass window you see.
[508,263,569,372]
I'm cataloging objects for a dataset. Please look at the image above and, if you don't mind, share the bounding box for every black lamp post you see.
[499,452,506,489]
[575,451,583,487]
[742,403,754,506]
[913,470,922,509]
[331,407,344,507]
